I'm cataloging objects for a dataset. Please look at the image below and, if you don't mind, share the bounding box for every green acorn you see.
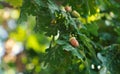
[72,10,80,18]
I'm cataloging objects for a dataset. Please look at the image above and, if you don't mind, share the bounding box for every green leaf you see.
[79,34,101,65]
[48,0,59,14]
[98,44,120,74]
[56,40,67,45]
[5,0,23,7]
[18,0,38,23]
[86,23,99,36]
[63,44,84,59]
[99,66,110,74]
[68,16,79,32]
[35,13,51,34]
[34,0,46,7]
[114,27,120,36]
[80,34,96,57]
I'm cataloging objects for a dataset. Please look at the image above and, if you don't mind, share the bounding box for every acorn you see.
[72,10,80,18]
[65,5,72,12]
[69,37,79,47]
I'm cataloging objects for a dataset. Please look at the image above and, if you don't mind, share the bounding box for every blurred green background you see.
[0,0,50,74]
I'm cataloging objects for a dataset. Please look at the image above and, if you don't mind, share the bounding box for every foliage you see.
[98,44,120,74]
[4,0,23,8]
[12,0,120,74]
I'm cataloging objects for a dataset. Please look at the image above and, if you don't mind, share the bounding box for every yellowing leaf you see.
[10,27,26,41]
[26,35,47,53]
[5,0,23,7]
[26,35,40,51]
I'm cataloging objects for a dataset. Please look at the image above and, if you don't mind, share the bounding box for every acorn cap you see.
[69,37,75,41]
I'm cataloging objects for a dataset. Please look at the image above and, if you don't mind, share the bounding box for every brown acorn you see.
[65,5,72,12]
[69,37,79,47]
